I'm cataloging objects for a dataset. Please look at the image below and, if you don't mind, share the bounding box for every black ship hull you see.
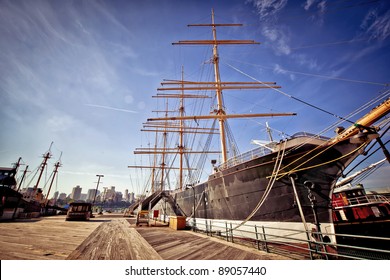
[167,135,364,239]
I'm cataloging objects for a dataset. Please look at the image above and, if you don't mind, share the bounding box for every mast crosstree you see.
[132,9,295,192]
[148,9,295,164]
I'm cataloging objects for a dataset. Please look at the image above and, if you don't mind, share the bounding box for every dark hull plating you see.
[173,137,363,226]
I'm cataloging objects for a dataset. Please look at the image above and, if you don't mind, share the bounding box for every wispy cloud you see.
[262,25,291,55]
[360,8,390,41]
[292,53,319,70]
[247,0,288,22]
[273,64,295,80]
[324,5,390,79]
[131,67,162,77]
[85,104,138,113]
[46,115,78,132]
[302,0,327,25]
[303,0,316,10]
[247,0,291,56]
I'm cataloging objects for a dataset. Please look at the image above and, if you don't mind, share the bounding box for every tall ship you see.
[0,144,62,220]
[130,10,390,245]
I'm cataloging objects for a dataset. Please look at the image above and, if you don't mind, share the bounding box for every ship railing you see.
[218,132,330,170]
[332,194,390,208]
[219,146,272,170]
[187,218,390,260]
[291,131,330,141]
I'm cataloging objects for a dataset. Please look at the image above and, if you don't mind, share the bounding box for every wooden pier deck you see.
[67,218,162,260]
[0,214,291,260]
[0,215,105,259]
[135,225,287,260]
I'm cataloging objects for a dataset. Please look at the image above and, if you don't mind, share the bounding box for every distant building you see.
[80,193,87,201]
[129,192,135,203]
[124,189,129,201]
[58,193,67,200]
[52,191,59,200]
[103,186,116,201]
[70,185,82,200]
[86,189,99,202]
[114,192,123,202]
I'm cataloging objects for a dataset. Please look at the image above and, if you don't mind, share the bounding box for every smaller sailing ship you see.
[0,143,62,220]
[0,160,22,220]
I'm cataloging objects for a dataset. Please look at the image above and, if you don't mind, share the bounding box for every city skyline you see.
[51,185,135,201]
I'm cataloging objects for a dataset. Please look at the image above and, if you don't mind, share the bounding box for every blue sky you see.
[1,0,389,196]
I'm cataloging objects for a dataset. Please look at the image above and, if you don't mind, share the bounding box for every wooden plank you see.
[67,219,162,260]
[0,214,293,260]
[134,223,292,260]
[0,216,102,260]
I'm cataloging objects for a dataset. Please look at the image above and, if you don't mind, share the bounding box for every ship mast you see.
[151,131,158,193]
[16,165,29,192]
[148,9,295,164]
[160,100,169,191]
[210,9,228,162]
[33,143,53,197]
[179,67,185,190]
[44,159,61,207]
[132,99,210,191]
[131,99,191,192]
[134,10,296,192]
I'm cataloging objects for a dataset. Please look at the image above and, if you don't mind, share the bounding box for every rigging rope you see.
[282,89,390,157]
[226,59,388,87]
[191,119,217,185]
[225,62,359,124]
[355,161,386,184]
[230,139,288,231]
[25,165,40,189]
[344,138,390,177]
[225,120,240,157]
[186,139,288,230]
[234,140,287,226]
[222,64,390,180]
[275,142,367,180]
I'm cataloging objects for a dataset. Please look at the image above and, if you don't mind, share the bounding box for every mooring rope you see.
[230,139,288,232]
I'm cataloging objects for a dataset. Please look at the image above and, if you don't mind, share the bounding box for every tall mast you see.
[13,157,22,172]
[210,9,228,163]
[12,157,23,190]
[33,143,53,196]
[152,9,295,165]
[16,165,29,192]
[133,10,296,193]
[160,100,169,191]
[44,159,61,207]
[151,131,158,193]
[266,122,274,142]
[179,66,185,190]
[135,71,219,191]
